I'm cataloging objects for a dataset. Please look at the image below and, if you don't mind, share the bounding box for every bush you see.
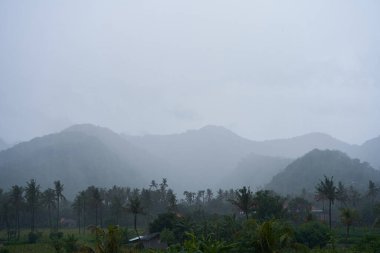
[0,248,10,253]
[28,232,41,244]
[149,212,178,233]
[49,231,64,240]
[160,228,176,245]
[296,221,330,248]
[354,234,380,253]
[64,234,79,253]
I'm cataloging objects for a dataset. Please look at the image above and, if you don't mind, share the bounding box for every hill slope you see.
[0,125,172,197]
[266,149,380,195]
[219,153,293,190]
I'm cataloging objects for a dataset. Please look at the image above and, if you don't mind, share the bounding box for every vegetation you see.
[0,176,380,252]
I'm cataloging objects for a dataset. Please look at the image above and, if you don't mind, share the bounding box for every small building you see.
[129,233,168,250]
[60,218,76,228]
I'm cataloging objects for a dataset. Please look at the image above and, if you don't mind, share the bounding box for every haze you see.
[1,0,379,144]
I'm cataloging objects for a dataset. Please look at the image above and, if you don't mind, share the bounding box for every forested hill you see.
[266,149,380,195]
[0,125,172,198]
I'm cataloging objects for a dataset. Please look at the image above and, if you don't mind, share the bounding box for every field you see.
[1,225,380,253]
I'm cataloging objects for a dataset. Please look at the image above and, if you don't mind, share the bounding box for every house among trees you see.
[128,233,168,250]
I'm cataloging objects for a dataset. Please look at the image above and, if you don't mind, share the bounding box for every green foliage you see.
[149,213,178,233]
[63,234,79,253]
[160,228,176,245]
[296,221,330,248]
[0,248,10,253]
[354,233,380,253]
[28,231,42,244]
[253,190,285,221]
[230,186,255,220]
[93,225,122,253]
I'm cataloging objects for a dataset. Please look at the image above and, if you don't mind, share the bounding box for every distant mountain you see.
[123,125,262,190]
[266,149,380,195]
[0,124,172,197]
[123,127,361,190]
[219,153,293,190]
[352,136,380,170]
[258,132,354,158]
[0,138,8,151]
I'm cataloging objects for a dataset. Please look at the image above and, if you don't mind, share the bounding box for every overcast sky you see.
[1,0,379,144]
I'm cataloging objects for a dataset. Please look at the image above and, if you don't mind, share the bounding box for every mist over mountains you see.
[0,138,8,151]
[266,149,380,195]
[0,123,379,198]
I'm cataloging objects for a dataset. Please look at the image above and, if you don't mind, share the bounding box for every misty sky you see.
[1,0,379,144]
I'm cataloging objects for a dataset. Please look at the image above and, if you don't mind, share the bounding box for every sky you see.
[0,0,379,145]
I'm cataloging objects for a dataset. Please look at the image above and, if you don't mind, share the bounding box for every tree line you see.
[1,176,380,243]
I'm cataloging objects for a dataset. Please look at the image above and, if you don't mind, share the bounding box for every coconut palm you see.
[367,180,379,206]
[340,208,358,241]
[42,188,56,232]
[25,179,41,232]
[54,180,65,231]
[127,194,144,239]
[10,185,23,239]
[230,186,255,220]
[316,176,337,230]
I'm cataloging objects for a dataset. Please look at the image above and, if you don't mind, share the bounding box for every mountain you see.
[258,132,354,158]
[219,153,293,190]
[352,136,380,170]
[266,149,380,195]
[0,138,8,151]
[123,125,262,190]
[123,127,359,190]
[0,124,172,197]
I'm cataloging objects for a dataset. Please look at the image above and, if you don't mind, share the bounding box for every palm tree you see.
[72,193,82,234]
[10,185,23,239]
[25,179,41,232]
[149,180,158,191]
[230,186,255,220]
[316,176,337,230]
[90,187,102,226]
[336,181,348,207]
[340,208,358,241]
[127,194,144,239]
[54,180,65,231]
[41,188,56,232]
[367,180,379,206]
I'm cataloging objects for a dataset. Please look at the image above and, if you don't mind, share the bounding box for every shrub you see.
[0,248,10,253]
[296,221,330,248]
[28,232,41,244]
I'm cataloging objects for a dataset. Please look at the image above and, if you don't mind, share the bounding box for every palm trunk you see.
[17,210,20,240]
[83,201,86,234]
[329,200,332,230]
[31,206,35,232]
[134,214,140,240]
[48,205,52,231]
[57,199,60,231]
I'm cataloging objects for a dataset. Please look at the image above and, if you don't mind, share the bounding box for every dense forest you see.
[1,176,380,252]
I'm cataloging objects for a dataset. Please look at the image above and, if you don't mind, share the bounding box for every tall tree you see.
[340,208,358,241]
[336,181,348,207]
[316,176,337,230]
[127,194,144,239]
[41,188,55,232]
[25,179,41,232]
[91,187,102,226]
[54,180,65,231]
[367,180,379,206]
[230,186,254,220]
[72,193,83,234]
[10,185,23,239]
